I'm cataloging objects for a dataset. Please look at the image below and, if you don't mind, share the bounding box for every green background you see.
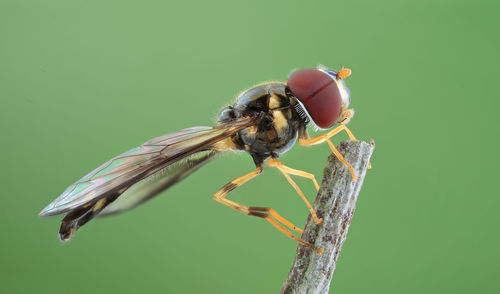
[1,0,498,293]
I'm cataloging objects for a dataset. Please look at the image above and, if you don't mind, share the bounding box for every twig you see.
[280,140,375,294]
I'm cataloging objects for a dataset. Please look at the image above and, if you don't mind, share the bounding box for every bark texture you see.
[280,139,375,294]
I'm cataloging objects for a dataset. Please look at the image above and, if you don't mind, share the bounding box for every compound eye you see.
[288,68,342,129]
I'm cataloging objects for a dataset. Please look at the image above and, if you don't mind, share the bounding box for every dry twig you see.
[280,140,375,294]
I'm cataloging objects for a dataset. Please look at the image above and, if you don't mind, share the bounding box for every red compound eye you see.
[288,68,342,129]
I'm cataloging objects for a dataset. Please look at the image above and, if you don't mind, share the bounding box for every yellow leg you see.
[299,124,357,145]
[267,158,323,225]
[299,125,358,181]
[249,210,323,255]
[213,166,323,254]
[325,140,357,182]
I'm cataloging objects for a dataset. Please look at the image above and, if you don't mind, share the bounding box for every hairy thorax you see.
[215,82,305,165]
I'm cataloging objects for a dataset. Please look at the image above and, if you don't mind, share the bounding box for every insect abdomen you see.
[58,194,119,241]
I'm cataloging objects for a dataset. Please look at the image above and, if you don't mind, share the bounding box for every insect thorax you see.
[217,82,306,165]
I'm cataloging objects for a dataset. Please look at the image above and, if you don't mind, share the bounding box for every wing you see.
[39,116,257,217]
[98,150,216,216]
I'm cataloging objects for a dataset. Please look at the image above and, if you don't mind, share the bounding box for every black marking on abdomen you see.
[58,193,120,241]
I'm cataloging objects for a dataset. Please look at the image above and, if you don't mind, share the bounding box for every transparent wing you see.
[39,116,257,217]
[99,150,216,216]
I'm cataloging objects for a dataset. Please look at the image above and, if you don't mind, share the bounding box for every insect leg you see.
[298,125,358,181]
[213,166,302,233]
[267,158,322,225]
[248,209,323,255]
[212,167,263,215]
[303,124,357,143]
[213,167,322,253]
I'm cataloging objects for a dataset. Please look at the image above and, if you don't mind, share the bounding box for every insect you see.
[39,65,360,254]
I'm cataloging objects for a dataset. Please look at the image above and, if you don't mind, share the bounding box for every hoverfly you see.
[39,65,359,254]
